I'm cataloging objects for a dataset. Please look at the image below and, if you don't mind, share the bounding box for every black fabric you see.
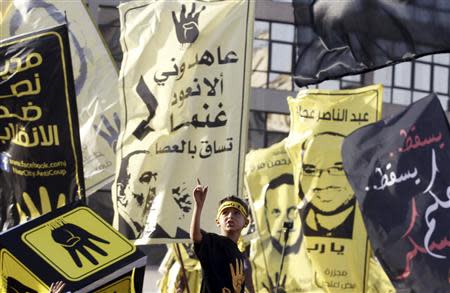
[293,0,450,87]
[342,93,450,292]
[194,232,245,293]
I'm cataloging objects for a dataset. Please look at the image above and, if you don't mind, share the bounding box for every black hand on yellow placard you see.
[171,3,205,44]
[16,186,66,224]
[51,223,110,268]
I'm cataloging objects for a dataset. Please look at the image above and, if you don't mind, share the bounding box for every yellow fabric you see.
[245,140,322,292]
[285,84,383,292]
[114,0,255,243]
[367,257,395,293]
[217,201,248,219]
[158,244,202,293]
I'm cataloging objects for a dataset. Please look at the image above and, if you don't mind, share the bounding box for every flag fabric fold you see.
[293,0,450,87]
[342,93,450,292]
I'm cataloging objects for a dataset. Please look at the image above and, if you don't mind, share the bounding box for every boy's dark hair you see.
[218,195,249,216]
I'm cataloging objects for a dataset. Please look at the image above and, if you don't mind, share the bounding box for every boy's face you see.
[216,207,247,235]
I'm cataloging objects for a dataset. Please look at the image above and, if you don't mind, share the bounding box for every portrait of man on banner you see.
[285,84,383,292]
[299,131,355,239]
[116,150,157,238]
[263,173,303,254]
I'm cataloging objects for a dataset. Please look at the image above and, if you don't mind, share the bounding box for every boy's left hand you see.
[193,178,208,208]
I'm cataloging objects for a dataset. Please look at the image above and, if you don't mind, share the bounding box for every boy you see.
[190,179,251,293]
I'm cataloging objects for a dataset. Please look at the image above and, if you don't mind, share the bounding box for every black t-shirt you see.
[194,232,245,293]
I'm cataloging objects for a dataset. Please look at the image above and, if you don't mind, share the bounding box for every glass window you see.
[433,53,450,65]
[271,23,294,42]
[254,21,269,40]
[394,62,412,88]
[414,63,431,91]
[270,43,292,72]
[374,67,393,86]
[392,89,411,105]
[433,66,449,93]
[253,40,269,71]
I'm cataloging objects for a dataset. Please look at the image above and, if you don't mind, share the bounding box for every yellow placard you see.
[245,140,321,292]
[21,207,135,281]
[0,248,48,292]
[285,84,383,292]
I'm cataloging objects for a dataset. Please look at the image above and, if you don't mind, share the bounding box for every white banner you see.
[114,0,254,243]
[0,0,120,194]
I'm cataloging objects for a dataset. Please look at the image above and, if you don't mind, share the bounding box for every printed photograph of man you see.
[263,173,303,255]
[116,150,157,238]
[299,131,356,238]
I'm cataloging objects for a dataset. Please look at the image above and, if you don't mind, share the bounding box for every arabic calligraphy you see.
[422,149,450,259]
[0,52,43,99]
[0,102,42,121]
[398,125,444,153]
[307,242,345,255]
[0,52,43,80]
[0,123,59,147]
[249,158,291,172]
[154,46,238,86]
[315,272,356,290]
[396,149,450,280]
[366,163,419,191]
[296,105,369,123]
[171,74,224,107]
[155,137,233,159]
[170,102,228,132]
[324,268,348,278]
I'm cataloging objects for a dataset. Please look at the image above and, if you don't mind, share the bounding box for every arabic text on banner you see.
[0,25,84,230]
[114,0,254,243]
[0,0,120,194]
[245,139,321,292]
[342,93,450,292]
[285,84,383,292]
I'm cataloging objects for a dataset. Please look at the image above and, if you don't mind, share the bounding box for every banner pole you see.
[175,243,191,293]
[275,221,293,292]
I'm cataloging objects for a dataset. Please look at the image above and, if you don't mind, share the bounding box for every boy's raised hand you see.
[193,178,208,208]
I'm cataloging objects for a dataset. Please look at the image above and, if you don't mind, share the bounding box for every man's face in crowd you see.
[300,134,353,212]
[265,183,301,248]
[120,152,156,221]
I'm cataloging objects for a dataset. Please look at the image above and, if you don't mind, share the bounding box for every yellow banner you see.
[158,244,201,293]
[285,85,383,292]
[0,0,120,194]
[114,0,254,243]
[245,140,322,292]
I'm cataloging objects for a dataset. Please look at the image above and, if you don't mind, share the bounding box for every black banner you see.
[342,94,450,291]
[293,0,450,87]
[0,25,84,230]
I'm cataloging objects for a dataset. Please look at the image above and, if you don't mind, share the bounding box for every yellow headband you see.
[216,201,248,219]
